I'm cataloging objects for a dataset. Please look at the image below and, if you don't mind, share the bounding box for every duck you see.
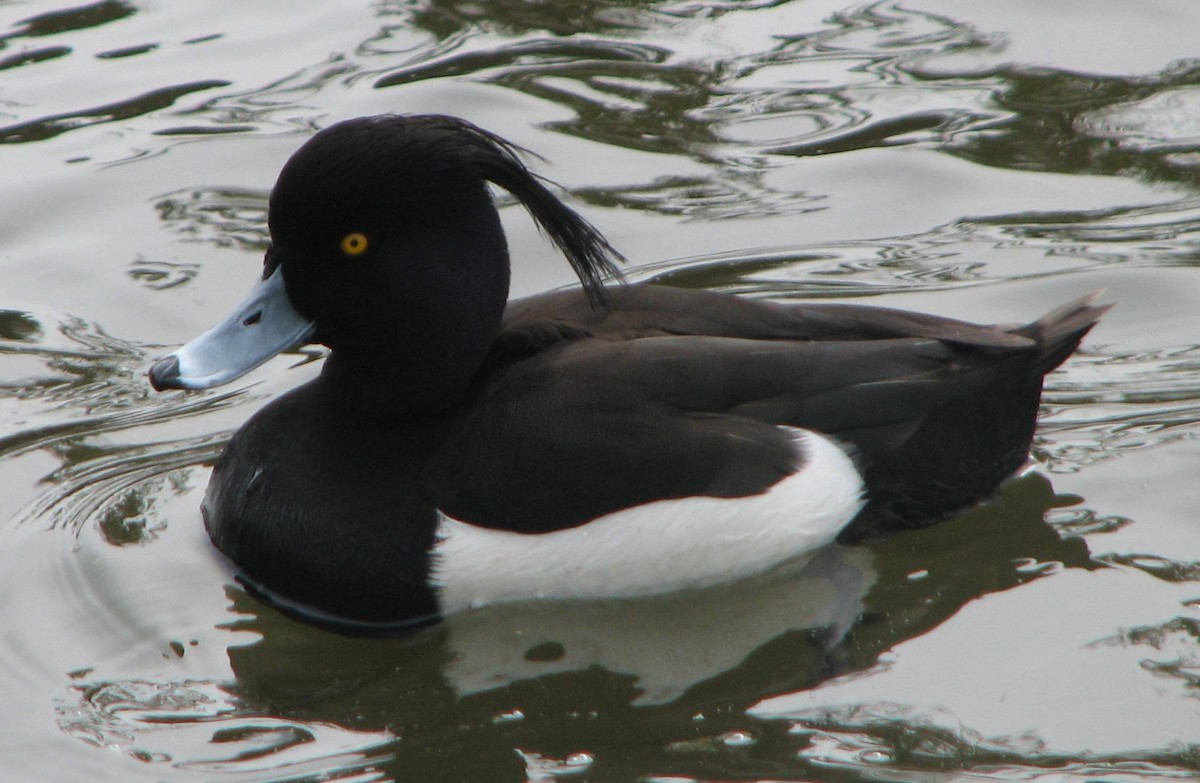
[149,114,1107,633]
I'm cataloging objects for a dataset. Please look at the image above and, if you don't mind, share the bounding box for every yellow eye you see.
[340,232,369,257]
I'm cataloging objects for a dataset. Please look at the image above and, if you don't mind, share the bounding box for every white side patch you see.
[433,428,865,615]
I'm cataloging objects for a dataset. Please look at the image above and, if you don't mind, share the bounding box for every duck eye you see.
[340,232,369,257]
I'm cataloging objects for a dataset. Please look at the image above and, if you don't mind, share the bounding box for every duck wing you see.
[429,285,1105,538]
[495,284,1037,351]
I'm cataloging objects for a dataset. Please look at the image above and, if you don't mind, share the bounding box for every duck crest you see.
[272,115,624,307]
[409,116,627,305]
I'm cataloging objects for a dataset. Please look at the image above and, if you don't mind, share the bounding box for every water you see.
[2,0,1199,780]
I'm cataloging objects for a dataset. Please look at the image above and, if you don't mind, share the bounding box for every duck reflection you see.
[223,472,1093,727]
[440,543,873,706]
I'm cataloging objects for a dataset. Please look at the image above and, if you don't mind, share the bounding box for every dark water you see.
[2,0,1200,780]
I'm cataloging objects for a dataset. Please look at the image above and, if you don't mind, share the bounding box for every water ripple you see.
[0,81,231,145]
[0,311,257,537]
[1100,555,1200,584]
[1038,346,1200,473]
[964,198,1200,266]
[21,436,225,537]
[5,0,136,41]
[1090,616,1200,694]
[57,677,395,778]
[951,61,1200,188]
[376,36,670,90]
[153,187,270,252]
[783,706,1200,782]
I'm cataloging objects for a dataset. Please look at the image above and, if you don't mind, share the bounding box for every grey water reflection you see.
[2,0,1200,780]
[0,309,239,537]
[373,0,1015,218]
[952,64,1200,188]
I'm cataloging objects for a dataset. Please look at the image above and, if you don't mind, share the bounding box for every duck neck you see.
[316,346,479,415]
[317,268,510,415]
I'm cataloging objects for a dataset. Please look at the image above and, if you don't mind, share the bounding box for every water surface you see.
[2,0,1199,780]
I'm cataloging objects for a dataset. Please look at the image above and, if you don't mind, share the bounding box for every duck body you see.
[149,115,1106,630]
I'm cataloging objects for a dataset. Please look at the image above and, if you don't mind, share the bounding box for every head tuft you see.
[422,115,626,306]
[282,115,625,306]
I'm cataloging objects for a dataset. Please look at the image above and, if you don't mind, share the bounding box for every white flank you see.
[433,428,865,615]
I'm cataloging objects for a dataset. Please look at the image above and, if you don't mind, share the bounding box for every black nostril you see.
[243,310,263,327]
[148,355,181,391]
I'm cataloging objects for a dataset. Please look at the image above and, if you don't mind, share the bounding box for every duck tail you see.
[1012,291,1111,373]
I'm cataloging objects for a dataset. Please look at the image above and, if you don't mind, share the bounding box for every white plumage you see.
[433,428,864,614]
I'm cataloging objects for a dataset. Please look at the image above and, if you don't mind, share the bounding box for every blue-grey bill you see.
[148,266,316,391]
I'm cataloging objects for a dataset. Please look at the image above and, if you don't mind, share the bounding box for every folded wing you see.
[429,285,1105,539]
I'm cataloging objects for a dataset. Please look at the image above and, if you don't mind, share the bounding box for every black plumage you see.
[150,114,1106,626]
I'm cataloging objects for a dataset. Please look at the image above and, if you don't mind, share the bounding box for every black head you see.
[263,114,624,407]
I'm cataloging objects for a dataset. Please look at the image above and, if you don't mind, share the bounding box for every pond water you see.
[2,0,1199,780]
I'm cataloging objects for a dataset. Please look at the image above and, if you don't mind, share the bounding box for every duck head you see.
[149,114,622,409]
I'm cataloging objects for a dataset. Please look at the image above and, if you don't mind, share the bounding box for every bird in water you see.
[149,114,1107,632]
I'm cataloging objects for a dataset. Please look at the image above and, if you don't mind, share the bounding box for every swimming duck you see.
[149,114,1106,631]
